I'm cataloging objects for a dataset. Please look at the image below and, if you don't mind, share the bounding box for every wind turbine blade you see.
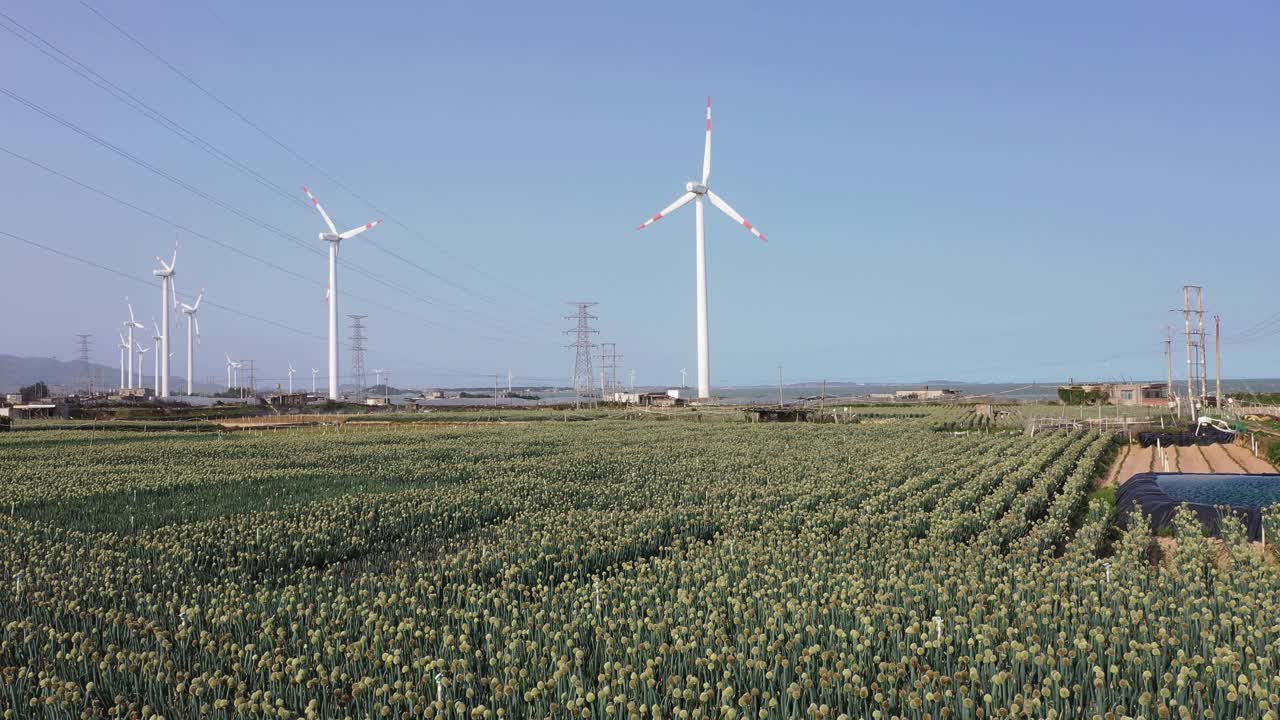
[194,316,200,339]
[339,219,382,240]
[192,291,203,311]
[637,191,696,230]
[127,301,136,322]
[706,190,767,242]
[303,186,338,234]
[702,96,712,185]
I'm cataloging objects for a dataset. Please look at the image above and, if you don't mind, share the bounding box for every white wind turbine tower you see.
[311,368,319,395]
[225,354,241,390]
[373,369,385,391]
[178,290,203,395]
[288,363,296,394]
[122,300,144,389]
[304,186,382,401]
[135,342,150,389]
[152,247,177,398]
[117,333,129,390]
[637,97,767,400]
[151,321,162,391]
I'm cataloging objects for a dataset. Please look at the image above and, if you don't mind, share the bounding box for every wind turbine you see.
[122,300,144,389]
[117,333,129,390]
[151,321,162,392]
[152,247,177,397]
[636,97,767,399]
[287,363,296,394]
[304,186,381,401]
[374,369,385,392]
[311,368,319,395]
[135,343,150,390]
[225,353,241,391]
[178,290,203,395]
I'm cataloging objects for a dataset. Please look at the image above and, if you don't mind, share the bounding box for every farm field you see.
[3,422,1280,719]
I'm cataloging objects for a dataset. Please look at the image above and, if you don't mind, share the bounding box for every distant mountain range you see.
[0,354,208,394]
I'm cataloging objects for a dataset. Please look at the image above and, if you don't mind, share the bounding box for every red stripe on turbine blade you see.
[743,221,753,230]
[707,120,712,131]
[652,214,663,221]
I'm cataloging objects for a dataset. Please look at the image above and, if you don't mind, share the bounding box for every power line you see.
[2,228,565,388]
[1,229,324,340]
[0,86,543,342]
[79,0,557,315]
[0,142,540,344]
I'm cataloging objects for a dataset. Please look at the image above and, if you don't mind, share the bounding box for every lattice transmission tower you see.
[75,334,93,396]
[348,314,368,397]
[564,302,598,405]
[599,342,623,397]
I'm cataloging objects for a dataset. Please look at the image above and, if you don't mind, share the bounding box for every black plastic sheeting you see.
[1137,427,1237,448]
[1115,472,1276,542]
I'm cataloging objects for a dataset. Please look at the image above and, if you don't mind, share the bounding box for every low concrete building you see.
[0,403,56,420]
[894,388,960,400]
[1058,382,1168,407]
[610,391,685,407]
[267,392,309,408]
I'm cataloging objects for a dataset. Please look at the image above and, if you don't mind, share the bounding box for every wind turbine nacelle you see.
[686,182,708,194]
[319,232,341,242]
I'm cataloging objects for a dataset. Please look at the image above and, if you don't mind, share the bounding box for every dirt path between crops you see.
[1107,445,1153,486]
[1200,444,1246,473]
[1175,445,1212,473]
[1223,443,1279,473]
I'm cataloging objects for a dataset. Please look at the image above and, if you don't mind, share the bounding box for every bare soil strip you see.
[1175,445,1212,473]
[1109,444,1154,486]
[1223,442,1279,473]
[1200,444,1246,473]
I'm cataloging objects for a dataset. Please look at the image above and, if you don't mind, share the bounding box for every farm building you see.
[267,392,309,409]
[0,403,56,420]
[609,391,685,407]
[894,388,960,400]
[1058,382,1168,407]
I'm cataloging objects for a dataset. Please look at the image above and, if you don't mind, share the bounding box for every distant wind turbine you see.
[637,97,767,400]
[152,246,177,397]
[225,353,241,390]
[122,299,144,389]
[117,333,129,390]
[151,320,162,392]
[287,363,296,394]
[135,343,150,389]
[178,290,203,395]
[311,368,319,395]
[304,186,381,401]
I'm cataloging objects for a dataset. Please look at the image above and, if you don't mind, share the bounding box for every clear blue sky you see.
[1,1,1277,388]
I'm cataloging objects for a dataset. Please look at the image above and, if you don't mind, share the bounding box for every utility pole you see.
[247,360,255,400]
[348,315,368,400]
[777,365,784,407]
[76,334,92,396]
[494,372,500,403]
[629,369,635,392]
[821,379,826,413]
[564,302,598,408]
[1174,286,1205,420]
[1215,314,1222,409]
[1165,326,1174,411]
[1196,290,1208,405]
